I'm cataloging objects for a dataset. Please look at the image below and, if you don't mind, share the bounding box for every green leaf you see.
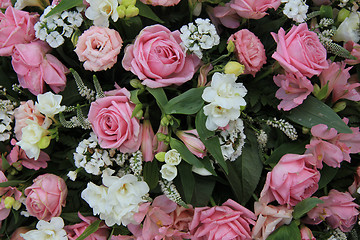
[195,109,228,173]
[293,198,324,220]
[267,221,301,240]
[0,180,26,188]
[318,164,338,189]
[286,96,352,133]
[130,89,142,104]
[147,87,168,111]
[143,160,159,190]
[136,1,164,23]
[199,157,217,176]
[320,5,333,19]
[1,154,10,171]
[169,138,204,168]
[163,87,205,115]
[226,129,263,205]
[120,16,143,39]
[265,142,307,167]
[191,175,216,207]
[75,220,101,240]
[46,0,83,18]
[178,163,195,203]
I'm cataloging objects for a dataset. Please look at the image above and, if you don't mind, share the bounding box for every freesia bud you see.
[117,5,126,19]
[125,5,139,18]
[332,101,346,112]
[4,196,15,209]
[227,40,235,53]
[224,61,245,77]
[155,152,166,162]
[122,0,136,7]
[37,135,51,149]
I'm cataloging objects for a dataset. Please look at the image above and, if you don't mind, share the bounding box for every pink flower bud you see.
[141,120,155,162]
[176,129,206,158]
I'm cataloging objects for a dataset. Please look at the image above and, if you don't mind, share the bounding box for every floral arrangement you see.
[0,0,360,239]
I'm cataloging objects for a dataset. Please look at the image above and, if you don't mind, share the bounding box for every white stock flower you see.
[160,164,178,181]
[282,0,308,23]
[20,217,67,240]
[164,149,182,165]
[333,12,360,43]
[219,118,246,161]
[85,0,120,27]
[35,92,65,117]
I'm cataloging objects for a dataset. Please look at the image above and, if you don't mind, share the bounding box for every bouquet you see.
[0,0,360,239]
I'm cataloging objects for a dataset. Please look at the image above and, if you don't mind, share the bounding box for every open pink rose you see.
[230,0,281,19]
[11,40,69,95]
[65,213,109,240]
[190,199,256,240]
[0,0,11,9]
[140,0,180,6]
[0,6,38,56]
[75,26,123,72]
[260,154,320,206]
[229,29,266,76]
[24,173,68,221]
[271,23,329,78]
[88,87,142,152]
[122,24,200,88]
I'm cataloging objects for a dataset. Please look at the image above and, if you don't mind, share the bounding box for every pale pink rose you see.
[230,0,281,19]
[0,0,11,9]
[345,41,360,65]
[189,199,256,240]
[87,87,142,152]
[10,227,31,240]
[319,61,360,103]
[0,171,22,221]
[141,119,155,162]
[300,226,315,240]
[0,6,38,56]
[260,154,320,206]
[75,26,123,72]
[122,24,201,88]
[14,100,46,141]
[273,72,313,111]
[176,129,206,158]
[271,23,329,78]
[306,190,359,232]
[153,125,169,153]
[24,173,68,221]
[229,29,266,76]
[213,2,241,29]
[6,139,50,170]
[65,213,109,240]
[11,40,68,95]
[139,0,180,6]
[166,205,194,239]
[252,202,293,240]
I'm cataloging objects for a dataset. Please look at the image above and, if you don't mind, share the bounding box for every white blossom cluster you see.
[202,73,247,131]
[0,100,15,142]
[218,118,246,162]
[327,228,347,240]
[81,174,149,226]
[20,217,68,240]
[281,0,309,23]
[159,179,187,207]
[256,130,268,149]
[34,5,83,48]
[266,118,298,140]
[180,18,220,59]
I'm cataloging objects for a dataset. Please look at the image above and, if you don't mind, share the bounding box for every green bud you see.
[240,105,246,111]
[160,116,170,126]
[122,0,136,7]
[332,101,346,112]
[302,127,310,134]
[227,40,235,53]
[135,109,143,119]
[155,152,166,162]
[125,5,139,18]
[312,84,321,96]
[130,79,143,89]
[71,29,81,47]
[13,201,21,210]
[224,61,245,77]
[4,196,15,209]
[337,8,350,24]
[117,5,126,19]
[156,132,168,142]
[9,168,18,176]
[12,162,23,171]
[37,135,51,149]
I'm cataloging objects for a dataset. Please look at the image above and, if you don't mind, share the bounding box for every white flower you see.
[46,31,65,48]
[20,217,68,240]
[202,73,247,109]
[283,0,308,23]
[81,182,110,215]
[164,149,182,165]
[85,0,120,27]
[67,171,77,181]
[35,92,65,117]
[219,118,246,161]
[203,102,240,131]
[160,164,178,181]
[333,12,360,43]
[192,165,213,176]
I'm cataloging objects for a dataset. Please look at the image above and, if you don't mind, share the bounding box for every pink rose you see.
[65,213,109,240]
[271,23,329,78]
[0,0,11,9]
[122,24,200,88]
[229,29,266,76]
[345,41,360,65]
[273,72,313,111]
[75,26,123,72]
[213,3,241,29]
[0,6,38,56]
[189,199,256,240]
[139,0,180,6]
[88,87,142,152]
[306,190,359,232]
[0,171,22,221]
[230,0,281,19]
[24,173,68,221]
[11,40,69,95]
[251,202,293,240]
[260,154,320,206]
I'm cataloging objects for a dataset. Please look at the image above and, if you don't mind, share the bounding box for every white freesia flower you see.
[81,182,110,215]
[164,149,182,165]
[203,102,240,131]
[20,217,67,240]
[160,164,178,181]
[35,92,66,117]
[85,0,120,27]
[333,12,360,43]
